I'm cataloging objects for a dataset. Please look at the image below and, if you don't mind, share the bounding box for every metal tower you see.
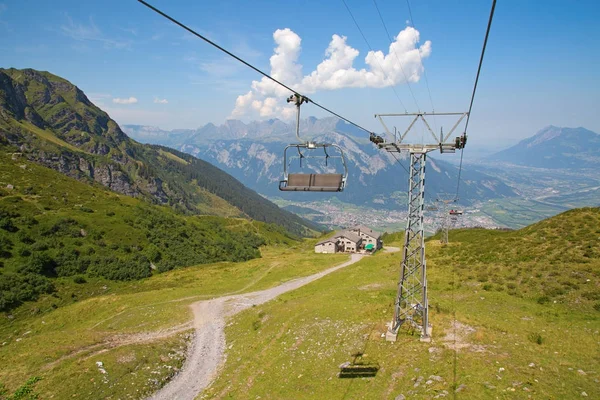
[373,112,467,341]
[437,193,457,245]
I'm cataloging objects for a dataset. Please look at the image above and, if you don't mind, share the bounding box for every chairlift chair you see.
[279,94,349,192]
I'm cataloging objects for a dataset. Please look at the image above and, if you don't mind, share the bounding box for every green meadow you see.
[206,208,599,399]
[0,243,347,399]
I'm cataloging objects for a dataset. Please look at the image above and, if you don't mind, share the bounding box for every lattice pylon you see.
[388,151,429,340]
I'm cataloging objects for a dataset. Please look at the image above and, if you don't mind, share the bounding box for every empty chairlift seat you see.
[280,173,345,192]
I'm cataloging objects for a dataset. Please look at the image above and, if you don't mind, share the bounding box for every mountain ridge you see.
[489,125,600,169]
[0,68,319,236]
[123,120,517,207]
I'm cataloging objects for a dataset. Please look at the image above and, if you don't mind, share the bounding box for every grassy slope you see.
[0,151,300,313]
[205,208,599,399]
[0,242,348,399]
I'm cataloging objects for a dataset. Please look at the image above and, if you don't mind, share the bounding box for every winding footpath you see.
[146,253,366,400]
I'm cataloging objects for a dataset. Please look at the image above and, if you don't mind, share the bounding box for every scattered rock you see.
[455,384,467,392]
[528,363,535,368]
[499,367,505,372]
[394,395,406,400]
[581,392,588,397]
[80,228,87,237]
[577,369,587,376]
[429,375,443,382]
[6,184,13,190]
[339,362,350,369]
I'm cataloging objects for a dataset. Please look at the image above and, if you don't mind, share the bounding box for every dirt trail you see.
[146,253,364,400]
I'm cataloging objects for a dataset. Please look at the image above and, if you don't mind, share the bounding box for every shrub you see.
[0,273,55,311]
[0,236,13,258]
[18,253,56,276]
[30,241,49,252]
[17,247,31,257]
[73,276,86,284]
[537,296,550,304]
[528,332,544,345]
[16,232,35,244]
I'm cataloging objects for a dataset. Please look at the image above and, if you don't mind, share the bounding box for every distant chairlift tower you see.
[373,112,467,342]
[437,193,458,245]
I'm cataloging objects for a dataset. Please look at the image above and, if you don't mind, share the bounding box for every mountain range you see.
[124,118,517,207]
[489,126,600,169]
[0,68,319,236]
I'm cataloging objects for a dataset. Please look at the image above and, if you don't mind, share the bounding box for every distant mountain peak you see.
[491,126,600,168]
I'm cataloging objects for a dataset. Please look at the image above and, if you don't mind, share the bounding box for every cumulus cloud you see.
[154,97,168,104]
[230,26,431,120]
[112,97,138,105]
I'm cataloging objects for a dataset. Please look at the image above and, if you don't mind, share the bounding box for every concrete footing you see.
[385,323,433,342]
[385,330,398,342]
[419,325,433,342]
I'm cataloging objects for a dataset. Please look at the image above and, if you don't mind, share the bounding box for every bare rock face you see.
[93,164,134,196]
[78,157,93,178]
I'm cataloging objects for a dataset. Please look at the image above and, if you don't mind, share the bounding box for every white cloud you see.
[61,14,131,50]
[230,26,431,120]
[154,97,168,104]
[113,97,138,105]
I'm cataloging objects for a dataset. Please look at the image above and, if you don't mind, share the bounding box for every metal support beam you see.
[388,151,430,340]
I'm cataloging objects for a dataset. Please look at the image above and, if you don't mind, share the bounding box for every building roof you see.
[350,225,381,239]
[334,230,361,243]
[316,238,338,246]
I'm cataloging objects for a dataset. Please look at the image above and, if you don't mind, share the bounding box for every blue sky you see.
[1,0,599,149]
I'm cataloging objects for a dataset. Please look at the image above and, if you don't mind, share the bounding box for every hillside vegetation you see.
[0,152,297,312]
[204,208,599,399]
[0,68,319,236]
[0,207,597,399]
[0,243,347,399]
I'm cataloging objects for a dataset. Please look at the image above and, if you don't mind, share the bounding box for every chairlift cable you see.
[455,0,497,199]
[405,0,436,117]
[372,0,421,112]
[341,0,408,114]
[137,0,374,136]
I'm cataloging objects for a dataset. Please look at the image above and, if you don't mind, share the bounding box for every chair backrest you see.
[312,173,343,189]
[287,174,312,188]
[280,173,344,192]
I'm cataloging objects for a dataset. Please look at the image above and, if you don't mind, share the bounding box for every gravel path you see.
[146,253,364,400]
